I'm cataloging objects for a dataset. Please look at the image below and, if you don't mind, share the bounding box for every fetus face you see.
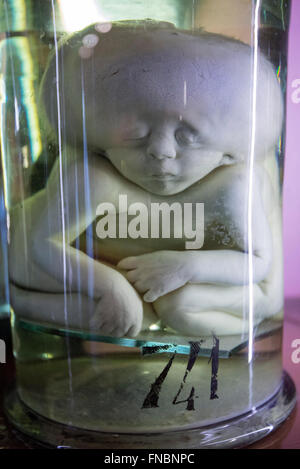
[104,119,225,197]
[87,78,229,195]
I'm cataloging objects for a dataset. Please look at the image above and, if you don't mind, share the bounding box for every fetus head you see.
[41,21,283,195]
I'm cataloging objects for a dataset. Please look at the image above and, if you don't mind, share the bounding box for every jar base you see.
[4,371,296,449]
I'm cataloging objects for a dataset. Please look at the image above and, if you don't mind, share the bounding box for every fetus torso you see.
[78,158,249,265]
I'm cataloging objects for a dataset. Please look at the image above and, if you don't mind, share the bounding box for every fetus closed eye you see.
[175,128,203,147]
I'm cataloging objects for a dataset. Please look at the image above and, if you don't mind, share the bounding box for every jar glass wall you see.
[0,0,296,448]
[0,172,9,318]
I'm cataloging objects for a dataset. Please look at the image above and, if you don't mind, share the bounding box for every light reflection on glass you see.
[58,0,107,32]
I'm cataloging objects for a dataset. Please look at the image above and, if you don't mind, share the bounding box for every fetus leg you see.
[10,283,97,329]
[10,282,158,334]
[153,282,282,336]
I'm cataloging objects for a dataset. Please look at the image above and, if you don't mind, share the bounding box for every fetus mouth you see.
[150,172,177,180]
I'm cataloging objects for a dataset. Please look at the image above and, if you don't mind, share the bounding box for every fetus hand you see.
[90,273,143,337]
[118,251,193,303]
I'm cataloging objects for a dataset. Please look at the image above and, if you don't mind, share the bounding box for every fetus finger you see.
[98,323,115,336]
[126,324,140,337]
[125,269,138,282]
[144,290,161,303]
[110,328,126,338]
[133,280,148,293]
[117,257,137,270]
[90,315,108,330]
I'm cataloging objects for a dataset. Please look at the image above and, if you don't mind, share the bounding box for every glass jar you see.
[0,0,296,448]
[0,171,9,318]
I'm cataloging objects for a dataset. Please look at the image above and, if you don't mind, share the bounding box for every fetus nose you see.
[146,134,177,160]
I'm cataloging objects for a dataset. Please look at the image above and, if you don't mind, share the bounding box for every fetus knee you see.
[153,287,247,336]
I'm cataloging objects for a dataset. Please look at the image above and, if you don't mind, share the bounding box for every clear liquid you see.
[14,318,283,432]
[1,0,290,434]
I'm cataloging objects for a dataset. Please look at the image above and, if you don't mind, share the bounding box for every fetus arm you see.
[188,175,273,285]
[30,150,131,298]
[23,149,145,335]
[120,174,273,302]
